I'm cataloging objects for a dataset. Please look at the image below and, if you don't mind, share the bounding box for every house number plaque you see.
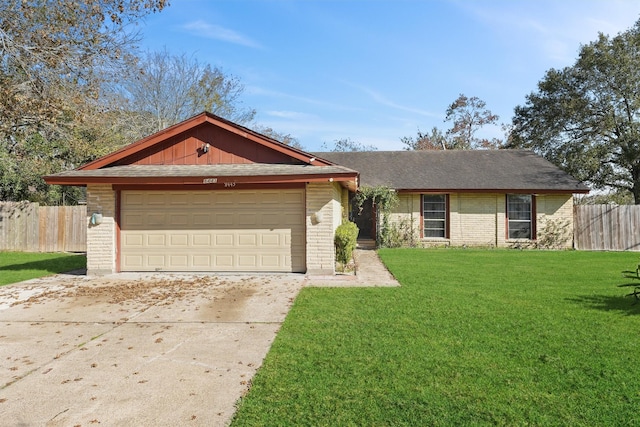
[202,178,217,184]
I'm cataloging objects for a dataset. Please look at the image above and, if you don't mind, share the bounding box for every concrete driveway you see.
[0,272,304,426]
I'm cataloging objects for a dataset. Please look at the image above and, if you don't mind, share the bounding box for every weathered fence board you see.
[0,202,86,252]
[574,205,640,251]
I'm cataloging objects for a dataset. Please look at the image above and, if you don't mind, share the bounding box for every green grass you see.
[232,249,640,426]
[0,251,86,286]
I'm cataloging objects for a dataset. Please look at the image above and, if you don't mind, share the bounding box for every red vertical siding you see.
[120,123,300,166]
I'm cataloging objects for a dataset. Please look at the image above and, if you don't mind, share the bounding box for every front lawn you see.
[232,249,640,426]
[0,252,86,286]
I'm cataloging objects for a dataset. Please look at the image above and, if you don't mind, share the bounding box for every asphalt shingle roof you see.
[50,163,356,179]
[313,149,589,192]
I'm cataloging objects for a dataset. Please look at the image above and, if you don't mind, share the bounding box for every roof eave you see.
[44,171,358,190]
[394,188,590,194]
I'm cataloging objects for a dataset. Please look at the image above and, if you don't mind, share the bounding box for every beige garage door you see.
[120,189,305,272]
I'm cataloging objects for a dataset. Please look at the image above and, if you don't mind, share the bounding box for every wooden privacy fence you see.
[574,204,640,251]
[1,201,638,253]
[0,202,87,252]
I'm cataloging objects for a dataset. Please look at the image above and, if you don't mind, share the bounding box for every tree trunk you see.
[633,167,640,205]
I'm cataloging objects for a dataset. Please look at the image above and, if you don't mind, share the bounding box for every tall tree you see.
[0,0,167,139]
[121,49,256,138]
[509,19,640,204]
[445,94,501,149]
[0,0,168,203]
[321,138,377,152]
[402,94,501,150]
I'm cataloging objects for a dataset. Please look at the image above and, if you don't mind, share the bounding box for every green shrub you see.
[382,217,418,248]
[334,221,359,271]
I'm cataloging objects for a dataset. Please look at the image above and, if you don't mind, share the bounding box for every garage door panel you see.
[238,254,257,267]
[193,234,211,246]
[261,234,281,246]
[170,234,189,246]
[192,193,211,205]
[238,213,257,225]
[215,213,234,226]
[193,213,211,226]
[123,234,144,246]
[193,255,212,267]
[261,213,280,226]
[147,234,166,246]
[214,234,234,246]
[147,255,166,267]
[147,213,166,228]
[168,213,189,226]
[123,254,143,267]
[261,254,281,268]
[169,255,189,267]
[238,234,257,246]
[122,192,143,206]
[120,189,305,272]
[122,213,144,228]
[215,193,235,204]
[147,193,166,205]
[236,192,257,204]
[169,193,189,205]
[283,191,304,205]
[215,254,234,267]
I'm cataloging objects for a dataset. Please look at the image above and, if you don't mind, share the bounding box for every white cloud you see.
[182,20,262,48]
[247,85,360,112]
[344,82,441,118]
[460,0,640,65]
[265,110,317,120]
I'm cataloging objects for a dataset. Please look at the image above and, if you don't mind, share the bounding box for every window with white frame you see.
[507,194,533,239]
[423,194,447,238]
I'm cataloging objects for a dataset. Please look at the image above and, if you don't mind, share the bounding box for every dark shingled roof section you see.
[313,150,589,192]
[49,163,357,179]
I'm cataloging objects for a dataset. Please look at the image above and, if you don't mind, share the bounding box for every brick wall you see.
[306,182,342,274]
[390,192,574,248]
[451,193,501,247]
[389,194,421,241]
[535,194,574,248]
[86,185,116,275]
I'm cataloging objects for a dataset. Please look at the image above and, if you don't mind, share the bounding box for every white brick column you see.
[86,185,116,275]
[306,182,341,275]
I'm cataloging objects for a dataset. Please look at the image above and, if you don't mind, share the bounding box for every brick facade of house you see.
[390,193,574,248]
[305,182,345,275]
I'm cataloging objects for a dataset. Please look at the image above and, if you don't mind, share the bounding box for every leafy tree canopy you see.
[0,0,167,139]
[402,94,502,150]
[508,19,640,204]
[0,0,168,203]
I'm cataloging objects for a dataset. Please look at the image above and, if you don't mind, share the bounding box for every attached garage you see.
[44,112,358,276]
[119,189,305,272]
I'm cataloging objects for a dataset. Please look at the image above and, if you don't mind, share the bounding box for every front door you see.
[351,197,375,240]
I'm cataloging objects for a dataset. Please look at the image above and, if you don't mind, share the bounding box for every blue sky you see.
[139,0,640,151]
